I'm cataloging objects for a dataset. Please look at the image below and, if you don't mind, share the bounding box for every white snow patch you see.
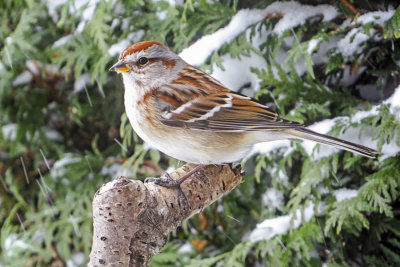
[98,179,120,194]
[307,38,321,54]
[53,34,73,48]
[51,154,81,178]
[248,204,315,242]
[142,142,155,151]
[270,167,289,183]
[50,0,114,46]
[178,242,194,254]
[47,0,113,32]
[301,119,338,158]
[74,0,101,33]
[100,163,133,178]
[2,123,17,140]
[335,11,394,60]
[179,1,338,66]
[66,252,86,267]
[32,229,46,245]
[42,127,63,141]
[262,188,284,211]
[339,66,367,87]
[168,0,183,5]
[12,71,32,86]
[180,2,338,66]
[381,140,400,160]
[80,0,98,21]
[4,234,31,257]
[338,28,372,58]
[165,166,176,173]
[333,188,358,202]
[108,31,145,57]
[351,107,379,124]
[26,60,60,76]
[217,203,224,213]
[268,2,338,35]
[389,84,400,111]
[249,188,360,242]
[26,60,40,75]
[74,73,91,93]
[179,8,267,66]
[355,10,395,26]
[248,140,291,160]
[351,82,400,122]
[156,10,168,20]
[45,0,68,22]
[5,36,12,45]
[154,0,183,19]
[152,0,183,5]
[211,51,267,92]
[121,18,131,31]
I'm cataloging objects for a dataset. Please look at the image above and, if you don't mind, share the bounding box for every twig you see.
[341,0,358,15]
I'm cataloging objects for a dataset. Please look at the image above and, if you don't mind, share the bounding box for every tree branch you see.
[89,164,243,267]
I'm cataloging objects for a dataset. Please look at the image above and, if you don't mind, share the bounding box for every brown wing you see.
[160,92,303,132]
[152,65,228,112]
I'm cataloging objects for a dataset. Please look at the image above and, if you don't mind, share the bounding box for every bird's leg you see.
[144,164,205,213]
[145,164,204,187]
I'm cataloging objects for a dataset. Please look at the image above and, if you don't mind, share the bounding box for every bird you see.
[109,41,378,186]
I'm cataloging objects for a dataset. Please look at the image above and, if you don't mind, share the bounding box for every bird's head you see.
[109,41,184,90]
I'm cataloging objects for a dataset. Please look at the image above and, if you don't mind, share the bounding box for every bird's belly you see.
[129,113,251,164]
[150,131,252,164]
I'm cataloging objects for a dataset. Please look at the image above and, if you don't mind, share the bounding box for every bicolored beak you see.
[109,61,130,73]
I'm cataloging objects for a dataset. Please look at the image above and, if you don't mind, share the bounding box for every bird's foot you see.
[144,172,182,187]
[145,172,190,213]
[144,164,204,188]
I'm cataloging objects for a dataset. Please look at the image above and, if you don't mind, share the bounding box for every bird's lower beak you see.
[109,61,130,72]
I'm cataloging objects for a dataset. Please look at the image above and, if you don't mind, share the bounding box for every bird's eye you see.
[138,57,148,65]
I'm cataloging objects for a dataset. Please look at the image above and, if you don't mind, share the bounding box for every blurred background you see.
[1,0,400,266]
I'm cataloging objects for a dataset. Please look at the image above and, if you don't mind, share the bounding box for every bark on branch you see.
[89,164,243,267]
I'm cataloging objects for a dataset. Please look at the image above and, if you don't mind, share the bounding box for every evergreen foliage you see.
[1,0,399,266]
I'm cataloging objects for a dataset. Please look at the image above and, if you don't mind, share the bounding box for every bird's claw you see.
[144,172,182,187]
[144,172,189,213]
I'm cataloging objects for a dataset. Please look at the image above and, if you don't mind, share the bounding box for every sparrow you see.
[110,41,378,186]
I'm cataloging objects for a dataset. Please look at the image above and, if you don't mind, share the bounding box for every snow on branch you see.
[248,188,359,242]
[180,1,338,66]
[89,164,243,267]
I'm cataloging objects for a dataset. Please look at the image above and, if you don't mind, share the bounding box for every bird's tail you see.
[286,128,379,159]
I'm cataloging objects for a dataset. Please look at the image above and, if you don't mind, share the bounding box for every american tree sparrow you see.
[110,41,378,186]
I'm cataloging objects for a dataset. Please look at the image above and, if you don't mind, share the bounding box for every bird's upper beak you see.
[109,61,130,73]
